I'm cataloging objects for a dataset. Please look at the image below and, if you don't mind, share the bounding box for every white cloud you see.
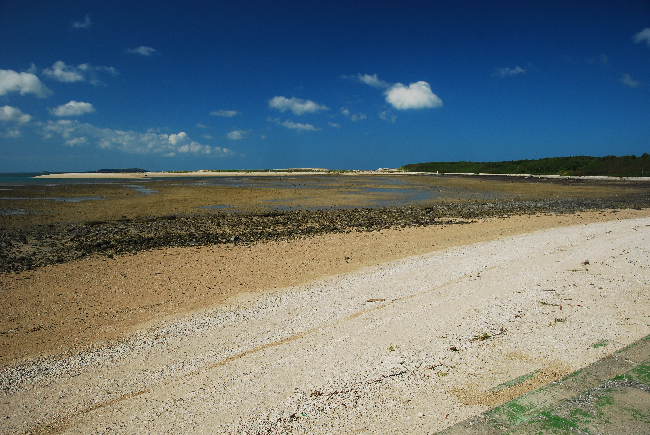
[379,110,396,123]
[267,117,321,131]
[339,107,367,121]
[73,14,91,29]
[633,28,650,47]
[268,96,329,115]
[281,120,320,131]
[357,73,390,88]
[328,122,340,128]
[43,61,118,85]
[620,73,643,88]
[493,66,526,77]
[227,129,248,140]
[51,100,95,117]
[0,69,52,98]
[0,106,31,124]
[196,123,209,129]
[65,137,88,146]
[126,46,157,56]
[384,81,443,110]
[0,105,32,137]
[43,61,84,82]
[211,110,240,117]
[40,120,235,157]
[168,132,189,145]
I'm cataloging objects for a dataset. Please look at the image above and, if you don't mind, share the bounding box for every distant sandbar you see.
[35,169,402,179]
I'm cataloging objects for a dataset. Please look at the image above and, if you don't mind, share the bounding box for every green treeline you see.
[399,154,650,177]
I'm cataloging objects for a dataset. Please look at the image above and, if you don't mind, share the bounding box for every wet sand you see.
[2,173,646,227]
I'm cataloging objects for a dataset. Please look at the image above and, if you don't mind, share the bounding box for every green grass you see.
[399,154,650,177]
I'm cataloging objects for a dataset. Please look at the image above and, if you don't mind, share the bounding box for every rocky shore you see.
[2,194,649,273]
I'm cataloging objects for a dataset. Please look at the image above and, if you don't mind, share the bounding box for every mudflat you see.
[1,173,649,434]
[2,173,647,227]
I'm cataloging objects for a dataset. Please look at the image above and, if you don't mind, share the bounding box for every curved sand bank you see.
[2,210,649,434]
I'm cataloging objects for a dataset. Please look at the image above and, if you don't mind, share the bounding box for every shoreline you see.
[2,207,648,365]
[34,170,391,179]
[33,170,650,182]
[3,211,649,434]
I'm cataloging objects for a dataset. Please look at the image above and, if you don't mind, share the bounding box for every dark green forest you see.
[399,154,650,177]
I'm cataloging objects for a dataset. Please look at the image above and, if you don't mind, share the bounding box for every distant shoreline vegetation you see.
[399,154,650,177]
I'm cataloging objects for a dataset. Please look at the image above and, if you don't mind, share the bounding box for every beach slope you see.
[2,212,649,434]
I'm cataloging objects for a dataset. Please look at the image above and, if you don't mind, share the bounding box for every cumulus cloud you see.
[73,14,91,29]
[493,66,526,77]
[339,107,367,121]
[227,129,248,140]
[0,105,32,137]
[268,96,329,115]
[0,69,52,98]
[40,120,235,157]
[126,46,157,56]
[0,105,31,124]
[357,73,390,88]
[633,28,650,47]
[384,81,443,110]
[379,110,396,123]
[282,120,320,131]
[51,100,95,117]
[620,73,643,88]
[268,117,320,131]
[65,137,88,146]
[328,122,340,128]
[211,110,240,117]
[43,61,118,85]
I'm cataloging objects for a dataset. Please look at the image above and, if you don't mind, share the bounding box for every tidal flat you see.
[2,173,649,273]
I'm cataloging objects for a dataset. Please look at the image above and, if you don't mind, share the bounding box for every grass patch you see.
[627,361,650,384]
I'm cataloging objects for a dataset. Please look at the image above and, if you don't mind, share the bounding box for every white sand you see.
[34,170,386,179]
[2,216,649,434]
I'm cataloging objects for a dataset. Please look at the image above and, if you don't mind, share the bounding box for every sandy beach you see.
[1,175,650,433]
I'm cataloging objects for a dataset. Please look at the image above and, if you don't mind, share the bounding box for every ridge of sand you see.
[2,209,650,434]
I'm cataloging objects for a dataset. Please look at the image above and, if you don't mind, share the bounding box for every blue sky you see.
[1,1,649,172]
